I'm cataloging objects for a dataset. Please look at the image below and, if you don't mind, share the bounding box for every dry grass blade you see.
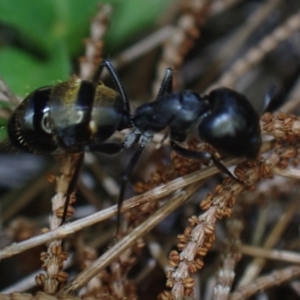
[230,267,300,300]
[0,76,20,107]
[237,198,300,287]
[0,157,243,259]
[207,10,300,92]
[241,245,300,265]
[57,181,203,296]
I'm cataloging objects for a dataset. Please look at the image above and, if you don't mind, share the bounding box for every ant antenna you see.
[93,59,131,115]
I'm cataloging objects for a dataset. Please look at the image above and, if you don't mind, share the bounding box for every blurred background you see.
[1,0,300,299]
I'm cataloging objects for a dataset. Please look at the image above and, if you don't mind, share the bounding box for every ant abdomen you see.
[199,88,261,159]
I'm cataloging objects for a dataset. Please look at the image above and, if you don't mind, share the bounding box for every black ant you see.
[114,68,263,232]
[7,60,263,234]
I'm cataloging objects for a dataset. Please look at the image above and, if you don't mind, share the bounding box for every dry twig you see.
[153,0,211,94]
[36,154,82,294]
[207,10,300,92]
[57,181,204,296]
[230,266,300,300]
[213,207,244,300]
[79,4,112,80]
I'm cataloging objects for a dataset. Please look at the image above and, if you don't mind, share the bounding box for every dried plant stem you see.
[36,154,82,294]
[0,157,243,260]
[207,10,300,92]
[272,166,300,179]
[200,0,280,89]
[241,244,300,264]
[79,4,111,80]
[224,0,281,60]
[213,208,244,300]
[147,238,171,274]
[57,181,203,296]
[0,291,97,300]
[210,0,242,15]
[100,1,240,76]
[74,238,103,297]
[251,200,270,246]
[114,26,174,69]
[165,146,295,299]
[152,0,211,94]
[0,76,20,107]
[237,198,300,287]
[230,266,300,300]
[107,0,239,78]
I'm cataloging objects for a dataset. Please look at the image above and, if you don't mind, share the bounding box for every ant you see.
[116,68,262,231]
[7,59,263,234]
[7,59,131,224]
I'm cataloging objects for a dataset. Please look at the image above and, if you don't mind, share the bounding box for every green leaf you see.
[0,43,70,96]
[104,0,173,50]
[0,0,56,54]
[0,0,100,56]
[0,0,172,95]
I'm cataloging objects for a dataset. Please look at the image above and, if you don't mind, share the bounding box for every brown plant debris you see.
[208,9,300,92]
[161,141,300,299]
[230,266,300,300]
[153,0,211,94]
[213,207,244,300]
[37,154,81,294]
[79,4,112,81]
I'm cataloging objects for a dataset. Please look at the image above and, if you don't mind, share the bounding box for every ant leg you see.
[93,59,131,115]
[170,141,244,184]
[210,156,244,184]
[117,145,145,235]
[61,152,84,225]
[156,68,173,99]
[171,141,211,160]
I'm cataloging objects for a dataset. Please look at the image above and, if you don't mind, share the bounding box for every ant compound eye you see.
[41,112,52,134]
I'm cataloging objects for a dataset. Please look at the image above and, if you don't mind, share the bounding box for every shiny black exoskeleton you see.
[7,59,131,224]
[117,69,262,227]
[200,88,261,159]
[7,60,262,233]
[8,60,131,155]
[130,87,261,159]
